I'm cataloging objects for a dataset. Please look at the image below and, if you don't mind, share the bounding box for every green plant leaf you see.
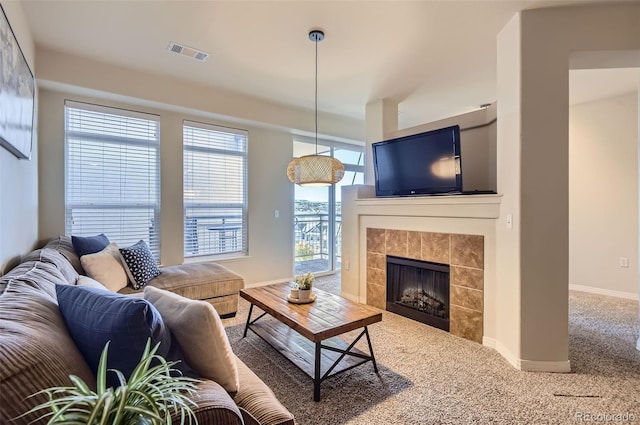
[96,341,111,395]
[68,375,92,396]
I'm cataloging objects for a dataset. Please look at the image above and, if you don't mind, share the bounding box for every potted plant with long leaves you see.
[24,339,200,425]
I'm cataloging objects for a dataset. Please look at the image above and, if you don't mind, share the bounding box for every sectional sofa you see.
[0,236,295,425]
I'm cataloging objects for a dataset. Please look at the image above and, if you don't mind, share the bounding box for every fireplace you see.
[386,255,450,332]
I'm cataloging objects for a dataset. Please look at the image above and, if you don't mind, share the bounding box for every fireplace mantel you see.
[340,185,501,344]
[350,185,502,219]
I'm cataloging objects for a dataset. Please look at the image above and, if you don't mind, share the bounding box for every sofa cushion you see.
[80,242,129,292]
[119,240,161,289]
[72,233,110,257]
[55,285,192,388]
[233,357,295,425]
[0,257,71,297]
[0,273,94,424]
[120,262,244,302]
[144,286,239,392]
[44,235,84,275]
[22,248,79,285]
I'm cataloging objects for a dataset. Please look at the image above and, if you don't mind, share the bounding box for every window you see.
[64,101,161,260]
[183,120,248,257]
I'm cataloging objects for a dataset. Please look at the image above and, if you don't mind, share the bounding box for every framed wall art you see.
[0,4,34,160]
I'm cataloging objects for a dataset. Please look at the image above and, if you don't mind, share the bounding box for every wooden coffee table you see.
[240,282,382,401]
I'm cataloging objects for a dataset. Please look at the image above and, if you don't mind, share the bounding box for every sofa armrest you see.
[233,357,295,425]
[183,380,243,425]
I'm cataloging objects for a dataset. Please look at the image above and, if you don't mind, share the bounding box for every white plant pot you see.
[290,288,299,299]
[299,289,312,300]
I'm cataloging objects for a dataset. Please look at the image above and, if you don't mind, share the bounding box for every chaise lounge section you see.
[45,235,245,317]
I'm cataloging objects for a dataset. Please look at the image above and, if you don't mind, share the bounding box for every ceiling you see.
[20,0,639,130]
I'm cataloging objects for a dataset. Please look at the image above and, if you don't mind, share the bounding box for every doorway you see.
[568,67,640,352]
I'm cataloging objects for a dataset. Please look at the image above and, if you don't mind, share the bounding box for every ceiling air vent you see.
[167,41,209,62]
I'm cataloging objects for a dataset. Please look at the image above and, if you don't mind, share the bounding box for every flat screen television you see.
[372,125,462,197]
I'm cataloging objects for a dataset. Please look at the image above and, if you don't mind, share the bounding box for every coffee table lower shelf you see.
[247,317,377,400]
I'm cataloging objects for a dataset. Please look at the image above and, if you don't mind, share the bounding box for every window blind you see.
[64,101,161,260]
[183,120,248,257]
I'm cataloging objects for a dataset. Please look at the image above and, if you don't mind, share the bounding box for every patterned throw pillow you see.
[119,240,161,289]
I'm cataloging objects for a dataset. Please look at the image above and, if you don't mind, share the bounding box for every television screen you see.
[372,125,462,197]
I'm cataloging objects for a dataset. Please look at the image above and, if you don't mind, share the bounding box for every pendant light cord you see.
[314,36,318,155]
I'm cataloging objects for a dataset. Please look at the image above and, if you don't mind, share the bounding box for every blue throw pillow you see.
[55,285,194,388]
[72,233,110,257]
[119,240,161,289]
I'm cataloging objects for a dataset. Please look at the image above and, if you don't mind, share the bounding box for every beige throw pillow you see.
[80,243,128,292]
[144,286,239,393]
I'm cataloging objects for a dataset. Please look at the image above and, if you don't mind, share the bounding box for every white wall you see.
[0,1,37,273]
[496,3,640,370]
[496,13,523,369]
[35,48,364,144]
[569,92,639,298]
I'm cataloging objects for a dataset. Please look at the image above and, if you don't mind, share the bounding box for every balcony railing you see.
[294,212,341,274]
[185,214,243,257]
[184,211,341,272]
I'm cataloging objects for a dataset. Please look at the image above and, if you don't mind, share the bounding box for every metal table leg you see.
[242,304,254,337]
[364,327,378,373]
[314,341,321,401]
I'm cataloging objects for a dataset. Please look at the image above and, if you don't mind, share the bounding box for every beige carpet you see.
[223,275,640,424]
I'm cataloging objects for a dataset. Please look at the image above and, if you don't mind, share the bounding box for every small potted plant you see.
[295,272,314,300]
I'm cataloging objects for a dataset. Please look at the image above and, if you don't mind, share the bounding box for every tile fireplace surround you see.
[340,185,501,347]
[366,228,484,343]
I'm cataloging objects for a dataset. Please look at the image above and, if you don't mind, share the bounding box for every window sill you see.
[183,253,251,264]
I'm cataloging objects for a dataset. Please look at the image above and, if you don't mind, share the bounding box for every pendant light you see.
[287,29,345,187]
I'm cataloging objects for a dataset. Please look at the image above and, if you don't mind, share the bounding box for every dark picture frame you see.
[0,4,34,160]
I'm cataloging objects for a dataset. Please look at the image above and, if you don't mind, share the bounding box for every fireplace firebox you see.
[386,255,450,331]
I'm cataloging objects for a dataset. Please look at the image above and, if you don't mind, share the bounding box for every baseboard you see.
[491,339,522,370]
[519,359,571,372]
[569,284,638,300]
[482,336,497,349]
[484,337,571,372]
[340,291,361,303]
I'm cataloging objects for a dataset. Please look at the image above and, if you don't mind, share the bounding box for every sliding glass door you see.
[293,139,364,275]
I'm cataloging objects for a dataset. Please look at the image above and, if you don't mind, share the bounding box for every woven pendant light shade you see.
[287,154,345,186]
[287,29,346,187]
